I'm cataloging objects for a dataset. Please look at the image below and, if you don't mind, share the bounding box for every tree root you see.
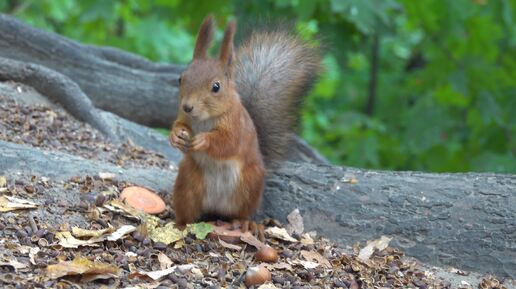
[0,57,117,140]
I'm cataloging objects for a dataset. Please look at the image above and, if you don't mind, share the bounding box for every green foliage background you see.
[1,0,514,173]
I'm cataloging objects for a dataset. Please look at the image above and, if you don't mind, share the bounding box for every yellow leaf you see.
[46,256,120,280]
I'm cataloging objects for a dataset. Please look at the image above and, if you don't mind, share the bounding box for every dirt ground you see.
[0,90,514,289]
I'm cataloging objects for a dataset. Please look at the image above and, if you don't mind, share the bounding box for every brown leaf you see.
[300,233,314,245]
[300,250,331,269]
[0,259,28,272]
[240,232,265,249]
[263,262,293,272]
[56,232,100,248]
[219,238,243,251]
[265,227,297,242]
[72,226,114,238]
[46,256,120,280]
[157,252,173,270]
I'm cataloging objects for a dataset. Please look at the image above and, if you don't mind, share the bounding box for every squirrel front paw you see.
[190,133,210,151]
[170,127,191,153]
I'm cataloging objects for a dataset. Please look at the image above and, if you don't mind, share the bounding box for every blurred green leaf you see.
[2,0,514,173]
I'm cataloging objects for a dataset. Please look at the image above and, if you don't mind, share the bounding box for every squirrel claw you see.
[231,219,265,242]
[170,127,191,153]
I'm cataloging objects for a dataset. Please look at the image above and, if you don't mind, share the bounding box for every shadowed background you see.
[2,0,514,173]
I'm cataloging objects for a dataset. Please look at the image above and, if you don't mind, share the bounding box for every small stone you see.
[24,185,34,194]
[178,278,188,289]
[168,273,179,283]
[281,249,294,258]
[132,231,145,242]
[272,275,286,285]
[154,242,167,250]
[334,280,348,288]
[35,229,48,238]
[95,194,106,207]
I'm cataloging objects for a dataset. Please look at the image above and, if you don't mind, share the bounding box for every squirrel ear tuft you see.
[219,20,236,71]
[193,15,215,60]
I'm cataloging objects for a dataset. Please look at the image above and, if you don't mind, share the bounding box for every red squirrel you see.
[169,15,320,232]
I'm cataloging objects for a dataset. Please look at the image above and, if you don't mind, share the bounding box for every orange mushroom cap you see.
[120,186,166,214]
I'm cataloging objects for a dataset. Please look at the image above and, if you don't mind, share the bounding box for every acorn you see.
[255,246,279,263]
[244,265,272,287]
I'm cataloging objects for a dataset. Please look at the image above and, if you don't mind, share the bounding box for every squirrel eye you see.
[212,82,220,93]
[177,76,182,85]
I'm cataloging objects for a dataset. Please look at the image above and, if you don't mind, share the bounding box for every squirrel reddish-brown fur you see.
[169,15,320,229]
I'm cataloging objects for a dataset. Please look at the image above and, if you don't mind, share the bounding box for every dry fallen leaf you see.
[130,264,194,281]
[265,227,298,242]
[240,232,265,249]
[46,256,120,280]
[58,225,135,248]
[300,250,331,269]
[291,259,319,269]
[0,196,38,212]
[106,225,137,241]
[263,262,293,272]
[0,259,28,271]
[219,238,243,251]
[147,222,185,245]
[104,199,145,220]
[300,234,314,246]
[72,226,114,238]
[286,208,304,236]
[208,221,243,244]
[174,239,185,249]
[0,176,6,187]
[56,232,100,248]
[157,252,173,270]
[357,235,392,262]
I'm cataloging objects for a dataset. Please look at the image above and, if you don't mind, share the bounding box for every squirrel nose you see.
[183,104,193,113]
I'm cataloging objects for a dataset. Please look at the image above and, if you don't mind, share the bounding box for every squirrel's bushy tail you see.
[234,29,321,165]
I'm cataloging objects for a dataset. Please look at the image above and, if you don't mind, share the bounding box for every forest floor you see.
[0,92,514,289]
